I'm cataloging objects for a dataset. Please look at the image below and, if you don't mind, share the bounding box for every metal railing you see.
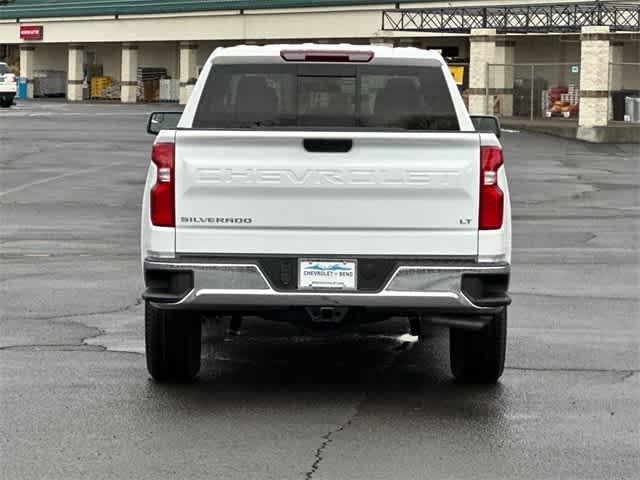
[382,2,640,34]
[609,62,640,122]
[485,63,581,121]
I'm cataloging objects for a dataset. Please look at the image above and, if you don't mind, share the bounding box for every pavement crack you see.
[300,339,408,480]
[620,371,635,381]
[72,298,144,352]
[304,393,365,480]
[21,298,143,322]
[303,335,411,479]
[2,299,144,355]
[0,343,105,352]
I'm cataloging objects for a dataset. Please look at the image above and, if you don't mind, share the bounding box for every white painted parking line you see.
[0,162,125,197]
[28,113,84,117]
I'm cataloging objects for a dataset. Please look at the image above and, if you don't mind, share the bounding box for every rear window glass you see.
[193,64,459,131]
[0,64,11,74]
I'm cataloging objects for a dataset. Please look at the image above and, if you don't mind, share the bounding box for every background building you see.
[0,0,638,142]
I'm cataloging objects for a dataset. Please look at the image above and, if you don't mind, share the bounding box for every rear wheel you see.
[0,96,12,108]
[449,308,507,384]
[145,302,202,382]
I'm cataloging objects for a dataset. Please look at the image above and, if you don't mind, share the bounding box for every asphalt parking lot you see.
[1,101,638,479]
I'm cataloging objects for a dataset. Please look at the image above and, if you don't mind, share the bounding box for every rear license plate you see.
[298,260,357,291]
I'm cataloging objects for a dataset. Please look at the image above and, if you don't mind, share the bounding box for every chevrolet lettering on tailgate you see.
[195,168,459,186]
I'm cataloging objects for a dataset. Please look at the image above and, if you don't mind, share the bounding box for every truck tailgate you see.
[174,130,480,256]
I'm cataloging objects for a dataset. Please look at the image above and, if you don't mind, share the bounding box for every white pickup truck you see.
[0,62,17,108]
[142,44,511,384]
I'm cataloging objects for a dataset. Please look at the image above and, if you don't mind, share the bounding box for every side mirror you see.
[470,115,501,138]
[147,112,181,135]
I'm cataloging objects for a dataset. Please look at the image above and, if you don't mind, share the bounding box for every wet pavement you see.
[1,101,639,479]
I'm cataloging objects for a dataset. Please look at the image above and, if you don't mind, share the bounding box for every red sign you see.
[20,25,43,41]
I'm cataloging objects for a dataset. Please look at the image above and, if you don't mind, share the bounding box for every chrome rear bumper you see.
[143,258,510,313]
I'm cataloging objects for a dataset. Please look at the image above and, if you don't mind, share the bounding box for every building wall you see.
[513,36,638,91]
[89,43,121,80]
[0,9,385,44]
[139,42,179,79]
[0,44,18,65]
[515,36,581,64]
[622,41,639,90]
[30,43,67,71]
[510,36,581,90]
[197,41,224,68]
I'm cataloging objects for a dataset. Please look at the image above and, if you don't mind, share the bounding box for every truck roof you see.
[207,43,446,65]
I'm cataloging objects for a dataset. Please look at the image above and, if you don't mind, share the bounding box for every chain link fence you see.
[487,63,581,121]
[609,62,640,123]
[487,62,640,123]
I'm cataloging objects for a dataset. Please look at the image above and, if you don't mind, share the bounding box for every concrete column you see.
[121,43,139,103]
[494,39,515,117]
[179,42,198,105]
[19,45,35,99]
[67,44,85,102]
[578,26,611,138]
[468,29,496,115]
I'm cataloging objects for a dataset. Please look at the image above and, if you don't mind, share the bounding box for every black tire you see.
[0,97,12,108]
[449,308,507,384]
[145,301,202,382]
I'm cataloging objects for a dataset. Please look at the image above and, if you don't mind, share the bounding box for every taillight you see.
[150,143,175,227]
[479,146,504,230]
[280,50,374,63]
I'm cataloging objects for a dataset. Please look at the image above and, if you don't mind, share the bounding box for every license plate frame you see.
[298,259,358,291]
